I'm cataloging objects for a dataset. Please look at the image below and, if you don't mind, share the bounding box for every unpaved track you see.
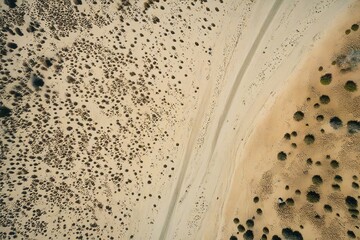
[159,1,283,239]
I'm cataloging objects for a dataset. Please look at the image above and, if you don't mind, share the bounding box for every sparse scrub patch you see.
[329,117,343,129]
[0,106,12,118]
[330,160,339,169]
[324,204,332,212]
[332,184,340,191]
[345,196,358,209]
[312,175,323,185]
[277,151,287,161]
[304,134,315,145]
[246,219,254,228]
[243,230,254,240]
[347,231,356,239]
[334,175,342,182]
[320,73,332,85]
[316,115,324,121]
[351,24,359,31]
[344,80,357,92]
[293,111,304,121]
[347,121,360,134]
[352,182,359,189]
[237,224,245,232]
[319,95,330,104]
[306,191,320,203]
[286,198,295,206]
[233,218,239,224]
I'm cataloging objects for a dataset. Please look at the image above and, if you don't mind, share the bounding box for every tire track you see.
[159,1,283,239]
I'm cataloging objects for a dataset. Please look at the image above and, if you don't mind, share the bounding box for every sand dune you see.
[0,0,359,239]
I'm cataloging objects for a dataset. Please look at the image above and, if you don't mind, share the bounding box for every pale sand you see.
[0,0,359,239]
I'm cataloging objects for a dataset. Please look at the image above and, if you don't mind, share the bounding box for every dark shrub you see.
[344,80,357,92]
[329,117,343,129]
[233,218,239,224]
[256,208,263,215]
[263,227,269,234]
[0,106,12,118]
[304,134,315,145]
[253,196,259,203]
[32,75,44,88]
[334,175,342,182]
[286,198,295,206]
[272,235,281,240]
[278,151,287,161]
[243,230,254,240]
[261,234,268,240]
[345,196,358,209]
[319,95,330,104]
[330,160,339,169]
[324,204,332,212]
[237,224,245,232]
[312,175,323,185]
[320,73,332,85]
[246,219,254,228]
[306,191,320,203]
[293,111,304,121]
[347,121,360,134]
[351,24,359,31]
[347,231,356,239]
[352,182,359,189]
[316,115,324,121]
[284,133,291,140]
[306,158,313,165]
[332,184,340,191]
[230,236,238,240]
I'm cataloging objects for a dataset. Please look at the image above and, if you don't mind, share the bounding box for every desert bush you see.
[272,235,281,240]
[256,208,263,215]
[319,95,330,104]
[263,227,269,234]
[334,175,342,182]
[0,106,12,118]
[230,235,238,240]
[243,230,254,240]
[314,103,320,108]
[277,151,287,161]
[320,73,332,85]
[233,218,239,224]
[312,175,323,185]
[284,133,291,140]
[246,219,254,228]
[286,198,295,206]
[347,120,360,134]
[324,204,332,212]
[291,131,297,137]
[330,160,339,169]
[344,80,357,92]
[253,196,259,203]
[348,209,359,216]
[352,24,359,31]
[329,117,343,129]
[316,115,324,121]
[352,182,359,189]
[293,111,304,121]
[304,134,315,145]
[347,231,356,239]
[261,234,268,240]
[237,224,245,232]
[332,184,340,191]
[306,191,320,203]
[345,196,358,208]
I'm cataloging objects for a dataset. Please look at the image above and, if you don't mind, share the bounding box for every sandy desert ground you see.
[0,0,359,239]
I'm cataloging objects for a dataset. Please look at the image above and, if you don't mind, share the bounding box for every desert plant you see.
[324,204,332,212]
[243,230,254,240]
[316,115,324,121]
[312,175,323,185]
[233,218,239,224]
[352,182,359,189]
[352,24,359,31]
[329,117,343,129]
[347,120,360,134]
[345,196,358,208]
[284,133,291,140]
[334,175,343,182]
[330,160,339,169]
[293,111,304,121]
[246,219,254,228]
[320,73,332,85]
[286,198,295,206]
[304,134,315,145]
[306,191,320,203]
[332,184,340,191]
[319,95,330,104]
[277,151,287,161]
[344,80,357,92]
[256,208,263,215]
[306,158,313,165]
[0,106,12,118]
[237,224,245,232]
[230,235,238,240]
[347,231,356,239]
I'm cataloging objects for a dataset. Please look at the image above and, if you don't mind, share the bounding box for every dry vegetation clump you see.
[344,80,357,92]
[277,151,287,161]
[306,191,320,203]
[293,111,304,121]
[329,117,343,129]
[320,73,332,85]
[304,134,315,145]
